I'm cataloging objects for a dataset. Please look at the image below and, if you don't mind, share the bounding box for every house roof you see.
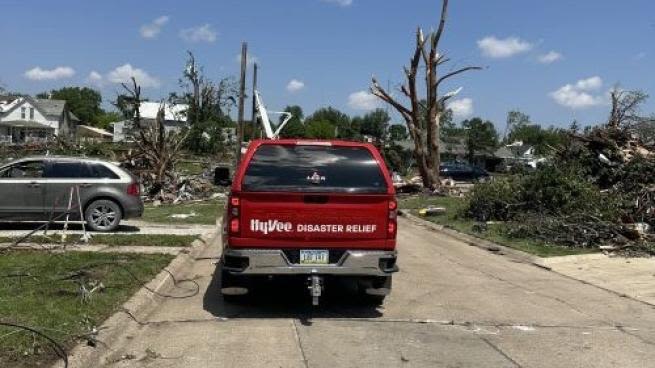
[139,102,188,122]
[0,95,68,118]
[494,144,534,159]
[34,98,68,117]
[77,125,113,137]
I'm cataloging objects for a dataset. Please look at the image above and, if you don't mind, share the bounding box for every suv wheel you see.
[85,199,122,232]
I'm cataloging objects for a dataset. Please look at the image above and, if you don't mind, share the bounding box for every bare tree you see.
[121,77,189,185]
[371,0,481,188]
[608,87,649,129]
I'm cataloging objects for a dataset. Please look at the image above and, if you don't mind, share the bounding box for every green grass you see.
[141,199,224,225]
[0,234,198,248]
[0,251,174,368]
[175,161,207,176]
[398,194,597,258]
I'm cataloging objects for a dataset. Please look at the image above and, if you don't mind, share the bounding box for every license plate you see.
[299,250,329,265]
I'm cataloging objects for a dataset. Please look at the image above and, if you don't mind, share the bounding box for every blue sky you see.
[1,0,653,128]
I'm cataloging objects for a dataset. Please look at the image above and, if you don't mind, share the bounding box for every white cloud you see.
[286,79,305,93]
[447,98,474,119]
[477,36,533,58]
[180,24,217,43]
[87,71,104,86]
[140,15,169,39]
[24,66,75,81]
[538,51,563,64]
[107,64,160,88]
[550,76,606,109]
[322,0,353,7]
[348,91,379,111]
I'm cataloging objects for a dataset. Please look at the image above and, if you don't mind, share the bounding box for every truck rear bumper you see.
[222,248,398,277]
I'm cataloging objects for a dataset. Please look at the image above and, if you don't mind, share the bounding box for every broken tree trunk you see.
[371,0,481,189]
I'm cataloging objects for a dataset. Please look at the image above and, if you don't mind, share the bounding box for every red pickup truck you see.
[221,139,398,305]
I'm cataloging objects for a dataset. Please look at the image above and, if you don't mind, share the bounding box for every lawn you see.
[398,194,597,258]
[0,251,174,368]
[0,234,198,248]
[174,160,207,176]
[141,199,224,225]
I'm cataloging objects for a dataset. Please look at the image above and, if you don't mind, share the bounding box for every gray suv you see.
[0,156,143,232]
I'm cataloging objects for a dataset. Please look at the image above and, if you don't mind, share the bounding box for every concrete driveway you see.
[67,217,655,368]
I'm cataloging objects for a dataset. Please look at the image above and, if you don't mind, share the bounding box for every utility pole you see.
[236,42,248,164]
[251,63,260,138]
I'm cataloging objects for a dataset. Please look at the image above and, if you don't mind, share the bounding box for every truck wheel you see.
[85,199,122,232]
[359,276,391,306]
[220,268,247,303]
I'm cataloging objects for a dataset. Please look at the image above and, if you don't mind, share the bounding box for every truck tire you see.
[220,268,247,303]
[358,276,391,306]
[85,199,122,232]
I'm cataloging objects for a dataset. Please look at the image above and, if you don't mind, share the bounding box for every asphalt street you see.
[74,217,655,368]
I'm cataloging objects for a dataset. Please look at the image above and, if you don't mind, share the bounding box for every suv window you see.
[242,145,387,193]
[88,163,120,179]
[0,160,45,178]
[47,161,91,178]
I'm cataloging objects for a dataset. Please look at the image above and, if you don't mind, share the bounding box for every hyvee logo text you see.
[250,219,293,234]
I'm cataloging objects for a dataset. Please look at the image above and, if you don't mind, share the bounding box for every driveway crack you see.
[480,337,523,368]
[292,319,310,368]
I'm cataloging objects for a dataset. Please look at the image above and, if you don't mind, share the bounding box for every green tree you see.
[358,108,390,140]
[569,120,580,133]
[172,52,237,154]
[505,110,531,140]
[306,120,336,139]
[94,111,122,130]
[38,87,103,125]
[440,109,465,143]
[462,118,499,160]
[305,107,352,138]
[389,124,408,141]
[508,124,568,155]
[279,105,306,138]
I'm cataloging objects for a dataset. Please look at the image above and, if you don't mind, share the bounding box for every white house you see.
[0,95,79,144]
[112,102,189,143]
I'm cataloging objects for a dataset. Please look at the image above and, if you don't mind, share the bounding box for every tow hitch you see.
[308,275,324,306]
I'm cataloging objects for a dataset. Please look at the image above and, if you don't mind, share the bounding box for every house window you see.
[21,107,26,119]
[29,108,35,120]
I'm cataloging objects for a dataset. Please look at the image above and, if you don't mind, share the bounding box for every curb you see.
[399,210,551,270]
[53,225,219,368]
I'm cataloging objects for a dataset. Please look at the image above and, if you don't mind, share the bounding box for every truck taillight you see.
[228,195,240,235]
[388,199,397,239]
[388,222,396,237]
[230,218,240,233]
[127,182,140,196]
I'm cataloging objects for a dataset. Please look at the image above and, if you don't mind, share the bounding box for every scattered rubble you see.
[467,121,655,255]
[118,149,230,204]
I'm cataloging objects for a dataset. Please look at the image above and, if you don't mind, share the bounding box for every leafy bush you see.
[467,165,620,222]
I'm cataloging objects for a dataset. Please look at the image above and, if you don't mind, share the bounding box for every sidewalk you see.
[403,212,655,307]
[0,220,216,237]
[542,254,655,306]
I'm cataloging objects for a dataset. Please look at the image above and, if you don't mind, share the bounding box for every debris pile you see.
[466,122,655,255]
[119,150,228,204]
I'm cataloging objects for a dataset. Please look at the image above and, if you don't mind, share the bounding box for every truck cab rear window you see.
[242,145,387,193]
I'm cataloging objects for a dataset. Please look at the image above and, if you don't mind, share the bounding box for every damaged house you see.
[0,95,80,144]
[112,101,189,143]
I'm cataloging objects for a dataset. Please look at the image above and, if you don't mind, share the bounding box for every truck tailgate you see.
[236,192,391,248]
